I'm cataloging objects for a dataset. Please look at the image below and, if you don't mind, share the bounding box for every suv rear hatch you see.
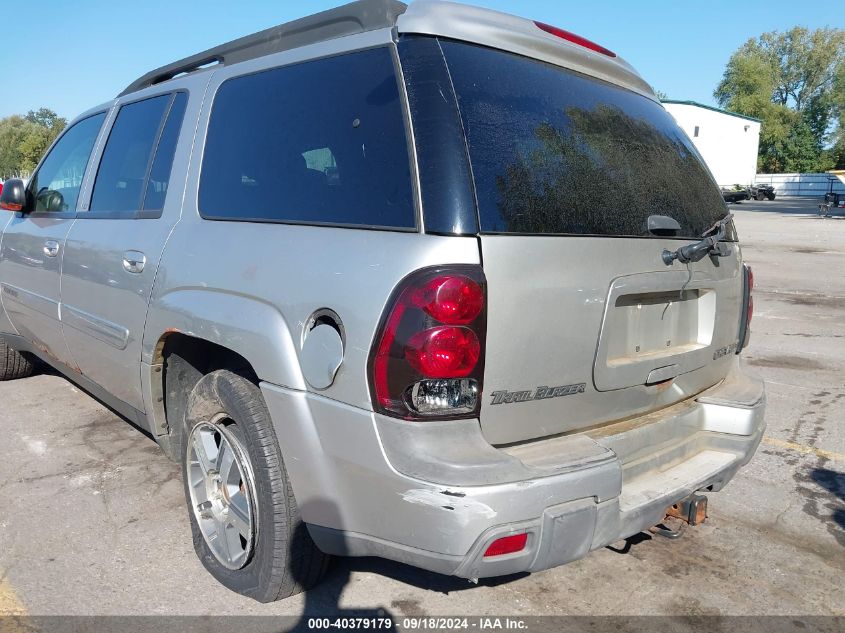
[436,39,744,445]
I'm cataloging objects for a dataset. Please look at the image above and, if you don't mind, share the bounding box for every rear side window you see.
[90,92,186,217]
[439,40,730,239]
[199,47,415,229]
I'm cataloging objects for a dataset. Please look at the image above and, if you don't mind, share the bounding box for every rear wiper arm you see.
[661,213,733,265]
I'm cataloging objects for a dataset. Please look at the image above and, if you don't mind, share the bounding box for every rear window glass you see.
[439,40,730,238]
[200,47,415,229]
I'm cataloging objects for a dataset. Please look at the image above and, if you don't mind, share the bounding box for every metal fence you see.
[755,173,845,197]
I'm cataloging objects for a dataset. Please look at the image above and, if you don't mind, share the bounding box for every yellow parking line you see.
[0,576,26,617]
[763,437,843,461]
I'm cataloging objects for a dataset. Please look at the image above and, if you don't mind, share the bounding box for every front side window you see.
[28,113,105,213]
[200,47,415,229]
[90,92,186,216]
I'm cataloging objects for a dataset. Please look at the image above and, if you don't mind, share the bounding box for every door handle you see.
[43,241,59,258]
[122,251,146,274]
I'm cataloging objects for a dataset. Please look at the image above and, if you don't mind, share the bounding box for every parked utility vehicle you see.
[0,0,764,602]
[750,184,776,201]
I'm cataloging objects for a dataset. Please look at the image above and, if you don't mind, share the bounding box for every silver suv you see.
[0,0,764,602]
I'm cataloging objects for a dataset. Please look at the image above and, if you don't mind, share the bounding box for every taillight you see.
[406,327,480,378]
[417,275,484,325]
[534,21,616,58]
[369,266,487,420]
[737,264,754,351]
[484,533,528,557]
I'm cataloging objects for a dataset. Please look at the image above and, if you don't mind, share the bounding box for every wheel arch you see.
[143,289,306,388]
[141,289,307,454]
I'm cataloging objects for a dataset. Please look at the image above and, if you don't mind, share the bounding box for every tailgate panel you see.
[479,236,742,445]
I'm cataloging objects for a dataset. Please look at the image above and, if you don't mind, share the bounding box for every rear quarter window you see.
[199,47,416,229]
[439,40,730,239]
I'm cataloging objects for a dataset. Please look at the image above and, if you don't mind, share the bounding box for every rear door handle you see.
[43,241,59,258]
[122,251,146,274]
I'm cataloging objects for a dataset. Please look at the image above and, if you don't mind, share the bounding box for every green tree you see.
[0,115,30,179]
[0,107,66,178]
[831,62,845,168]
[25,107,66,132]
[715,26,845,172]
[18,125,53,173]
[777,119,828,172]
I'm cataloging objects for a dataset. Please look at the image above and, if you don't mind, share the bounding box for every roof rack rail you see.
[118,0,408,97]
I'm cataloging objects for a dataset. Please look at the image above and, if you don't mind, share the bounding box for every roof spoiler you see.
[118,0,407,97]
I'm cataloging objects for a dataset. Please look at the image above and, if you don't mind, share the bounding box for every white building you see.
[662,100,761,188]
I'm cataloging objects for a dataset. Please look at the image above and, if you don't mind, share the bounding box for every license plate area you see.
[606,289,715,366]
[594,272,719,391]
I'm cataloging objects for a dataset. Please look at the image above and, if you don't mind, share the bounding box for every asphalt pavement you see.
[0,197,842,621]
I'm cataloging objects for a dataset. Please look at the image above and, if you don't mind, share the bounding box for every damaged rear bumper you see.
[260,361,765,578]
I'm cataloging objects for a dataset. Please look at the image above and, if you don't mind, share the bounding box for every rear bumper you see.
[261,360,765,578]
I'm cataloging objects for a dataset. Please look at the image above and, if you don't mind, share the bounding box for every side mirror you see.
[0,179,27,212]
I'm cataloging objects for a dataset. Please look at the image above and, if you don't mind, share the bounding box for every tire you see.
[179,370,329,602]
[756,191,765,201]
[0,337,34,381]
[768,193,776,200]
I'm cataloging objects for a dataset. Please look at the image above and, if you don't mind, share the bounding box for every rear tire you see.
[756,191,765,201]
[179,370,329,602]
[0,337,34,381]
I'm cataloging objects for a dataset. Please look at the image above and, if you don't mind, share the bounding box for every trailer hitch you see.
[667,493,708,525]
[650,493,709,539]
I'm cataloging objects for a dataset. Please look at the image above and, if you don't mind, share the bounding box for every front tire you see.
[180,370,329,601]
[0,337,34,381]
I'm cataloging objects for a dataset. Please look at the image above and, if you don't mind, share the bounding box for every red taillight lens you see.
[415,276,484,325]
[534,21,616,58]
[484,533,528,557]
[406,326,480,378]
[370,266,487,420]
[373,301,407,409]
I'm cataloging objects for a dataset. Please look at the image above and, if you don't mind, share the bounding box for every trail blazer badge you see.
[490,383,586,405]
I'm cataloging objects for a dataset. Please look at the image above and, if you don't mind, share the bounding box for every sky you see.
[1,0,842,121]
